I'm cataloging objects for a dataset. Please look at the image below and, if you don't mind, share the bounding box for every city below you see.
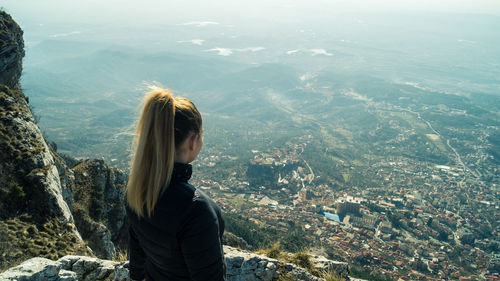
[193,133,499,281]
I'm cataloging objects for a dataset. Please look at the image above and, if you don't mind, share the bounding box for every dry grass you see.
[258,242,284,260]
[114,247,129,262]
[0,215,90,272]
[259,244,348,280]
[320,270,345,281]
[292,249,313,271]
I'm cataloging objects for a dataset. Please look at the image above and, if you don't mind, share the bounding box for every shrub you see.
[293,249,312,271]
[114,247,129,262]
[9,182,25,199]
[320,270,345,281]
[259,242,283,259]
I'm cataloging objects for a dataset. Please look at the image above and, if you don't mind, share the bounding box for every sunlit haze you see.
[3,0,500,25]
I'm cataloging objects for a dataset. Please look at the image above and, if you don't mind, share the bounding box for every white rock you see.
[0,246,362,281]
[0,257,58,281]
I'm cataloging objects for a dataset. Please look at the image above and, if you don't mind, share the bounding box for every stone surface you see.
[310,254,350,278]
[0,255,130,281]
[0,11,24,89]
[0,11,74,226]
[70,159,128,259]
[0,10,123,269]
[52,151,76,211]
[0,85,76,226]
[0,11,86,272]
[0,246,364,281]
[224,246,348,281]
[0,257,56,281]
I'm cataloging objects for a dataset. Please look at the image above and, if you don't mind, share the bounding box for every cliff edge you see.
[0,11,24,90]
[0,10,90,271]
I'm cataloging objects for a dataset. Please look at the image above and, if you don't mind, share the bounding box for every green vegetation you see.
[113,247,129,262]
[0,215,89,272]
[260,245,316,275]
[8,182,25,200]
[387,211,405,229]
[0,85,53,222]
[259,244,347,280]
[350,265,394,281]
[292,250,314,273]
[487,132,500,164]
[70,160,128,254]
[224,212,310,252]
[260,242,283,259]
[320,270,344,281]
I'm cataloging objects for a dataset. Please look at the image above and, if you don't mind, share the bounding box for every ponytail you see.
[126,87,176,217]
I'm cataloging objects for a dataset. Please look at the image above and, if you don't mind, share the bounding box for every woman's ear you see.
[188,133,197,151]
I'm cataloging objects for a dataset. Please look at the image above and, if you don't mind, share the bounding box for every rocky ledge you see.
[0,10,24,89]
[0,246,359,281]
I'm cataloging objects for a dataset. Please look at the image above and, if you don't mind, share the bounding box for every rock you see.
[110,262,130,281]
[225,246,319,281]
[70,159,128,259]
[58,269,78,281]
[282,262,322,281]
[310,254,350,278]
[51,151,76,211]
[0,257,56,281]
[0,85,75,225]
[0,11,24,89]
[0,246,362,281]
[0,255,130,281]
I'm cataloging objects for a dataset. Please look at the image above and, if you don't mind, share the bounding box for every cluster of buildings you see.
[192,134,499,280]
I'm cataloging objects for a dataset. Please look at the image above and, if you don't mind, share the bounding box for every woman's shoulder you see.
[171,183,220,218]
[178,188,223,234]
[155,181,216,216]
[167,181,213,204]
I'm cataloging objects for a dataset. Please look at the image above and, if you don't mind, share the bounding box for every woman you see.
[126,87,226,281]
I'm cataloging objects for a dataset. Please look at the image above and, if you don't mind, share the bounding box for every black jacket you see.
[127,163,226,281]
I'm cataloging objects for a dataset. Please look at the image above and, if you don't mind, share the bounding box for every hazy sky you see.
[3,0,500,25]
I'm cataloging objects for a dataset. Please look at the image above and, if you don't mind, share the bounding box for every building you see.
[338,201,361,216]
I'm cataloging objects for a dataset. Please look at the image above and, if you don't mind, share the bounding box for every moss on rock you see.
[71,159,128,259]
[0,215,90,272]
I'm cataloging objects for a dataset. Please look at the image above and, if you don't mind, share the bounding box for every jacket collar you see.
[171,162,192,183]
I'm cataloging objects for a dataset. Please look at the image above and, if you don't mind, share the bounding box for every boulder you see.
[0,246,361,281]
[0,255,129,281]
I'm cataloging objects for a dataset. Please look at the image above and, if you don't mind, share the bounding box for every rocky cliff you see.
[0,11,23,90]
[70,159,128,259]
[0,10,133,268]
[0,10,89,271]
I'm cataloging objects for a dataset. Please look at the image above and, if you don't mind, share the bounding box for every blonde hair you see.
[126,87,202,217]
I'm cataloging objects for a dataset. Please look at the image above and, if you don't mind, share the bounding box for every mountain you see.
[0,10,358,281]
